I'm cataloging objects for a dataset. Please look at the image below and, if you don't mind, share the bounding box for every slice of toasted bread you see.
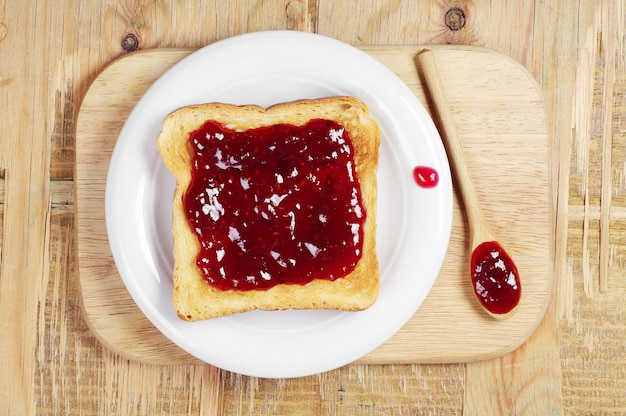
[157,97,380,321]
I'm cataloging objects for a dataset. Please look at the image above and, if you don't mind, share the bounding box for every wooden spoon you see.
[416,49,521,319]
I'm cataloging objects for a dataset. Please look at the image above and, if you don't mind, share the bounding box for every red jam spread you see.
[183,119,366,291]
[470,241,521,315]
[413,166,439,188]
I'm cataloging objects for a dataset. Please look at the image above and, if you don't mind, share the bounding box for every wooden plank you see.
[0,170,4,255]
[598,0,617,293]
[219,364,466,414]
[0,3,51,414]
[558,1,626,413]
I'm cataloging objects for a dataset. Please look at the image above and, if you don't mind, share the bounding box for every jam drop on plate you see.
[413,166,439,188]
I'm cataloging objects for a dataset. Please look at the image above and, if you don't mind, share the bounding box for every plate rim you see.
[105,30,453,378]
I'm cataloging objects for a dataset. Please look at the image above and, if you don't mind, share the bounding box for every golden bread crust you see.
[156,97,380,320]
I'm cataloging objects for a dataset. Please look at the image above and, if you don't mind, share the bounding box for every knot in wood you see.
[285,0,306,26]
[0,23,8,41]
[445,8,466,31]
[121,33,139,52]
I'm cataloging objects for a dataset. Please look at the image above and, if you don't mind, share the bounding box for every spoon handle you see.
[418,50,521,320]
[416,49,494,249]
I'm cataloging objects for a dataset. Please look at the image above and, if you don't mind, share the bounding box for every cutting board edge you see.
[75,45,554,368]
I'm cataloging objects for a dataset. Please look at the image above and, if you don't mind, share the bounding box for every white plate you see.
[106,31,452,378]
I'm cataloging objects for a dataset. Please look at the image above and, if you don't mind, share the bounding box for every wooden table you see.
[1,1,624,414]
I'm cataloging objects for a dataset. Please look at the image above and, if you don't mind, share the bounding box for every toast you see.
[157,97,380,320]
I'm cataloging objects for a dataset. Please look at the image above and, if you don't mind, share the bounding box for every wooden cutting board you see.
[75,46,553,366]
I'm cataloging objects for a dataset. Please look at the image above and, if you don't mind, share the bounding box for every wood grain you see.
[75,46,553,367]
[0,2,52,413]
[0,170,4,257]
[557,1,626,413]
[3,0,626,414]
